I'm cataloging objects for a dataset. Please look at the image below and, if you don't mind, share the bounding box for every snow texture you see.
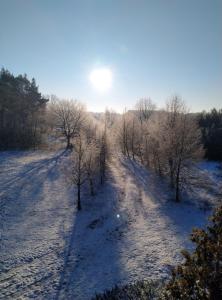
[0,151,214,299]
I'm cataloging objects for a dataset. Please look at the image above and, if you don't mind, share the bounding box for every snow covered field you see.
[0,150,220,299]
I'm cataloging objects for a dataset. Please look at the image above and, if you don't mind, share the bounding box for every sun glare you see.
[89,68,112,92]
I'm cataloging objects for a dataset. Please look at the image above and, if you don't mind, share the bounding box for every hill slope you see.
[0,151,209,299]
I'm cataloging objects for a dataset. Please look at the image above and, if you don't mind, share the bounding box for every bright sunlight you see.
[89,68,112,92]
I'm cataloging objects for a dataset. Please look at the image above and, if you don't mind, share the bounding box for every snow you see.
[0,150,213,299]
[0,150,75,299]
[188,160,222,208]
[198,160,222,184]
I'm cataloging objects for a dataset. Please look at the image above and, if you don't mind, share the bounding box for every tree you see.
[71,133,88,210]
[161,204,222,300]
[85,141,99,196]
[118,110,131,157]
[198,108,222,161]
[0,68,48,149]
[135,98,156,124]
[99,127,109,185]
[148,112,166,176]
[162,96,203,201]
[50,96,85,149]
[135,98,156,165]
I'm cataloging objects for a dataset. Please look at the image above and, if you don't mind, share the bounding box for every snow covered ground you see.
[0,150,75,299]
[0,150,218,299]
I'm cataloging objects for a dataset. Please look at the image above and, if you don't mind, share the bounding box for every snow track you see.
[0,151,208,299]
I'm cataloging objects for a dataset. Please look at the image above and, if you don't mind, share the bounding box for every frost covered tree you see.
[161,96,203,201]
[99,126,109,185]
[117,96,203,202]
[71,133,88,210]
[135,97,156,124]
[85,141,99,196]
[135,98,156,165]
[118,110,131,157]
[50,96,85,149]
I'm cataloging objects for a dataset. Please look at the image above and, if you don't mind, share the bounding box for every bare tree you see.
[71,133,87,210]
[85,141,99,196]
[135,98,156,165]
[116,96,204,202]
[50,96,85,149]
[148,112,166,176]
[118,110,131,157]
[135,98,156,124]
[97,114,111,185]
[162,96,204,201]
[104,108,119,130]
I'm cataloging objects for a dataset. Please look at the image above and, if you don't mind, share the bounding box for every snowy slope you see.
[0,150,75,299]
[57,156,208,299]
[0,151,209,299]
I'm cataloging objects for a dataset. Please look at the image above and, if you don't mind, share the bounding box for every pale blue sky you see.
[0,0,221,112]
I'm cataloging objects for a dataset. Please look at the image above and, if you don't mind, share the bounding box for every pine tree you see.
[161,205,222,300]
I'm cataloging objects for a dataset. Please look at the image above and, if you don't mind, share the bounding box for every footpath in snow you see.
[0,151,209,299]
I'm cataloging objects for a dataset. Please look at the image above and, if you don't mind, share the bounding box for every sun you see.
[89,68,112,92]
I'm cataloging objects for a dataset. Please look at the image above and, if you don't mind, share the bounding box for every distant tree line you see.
[198,108,222,161]
[0,68,48,149]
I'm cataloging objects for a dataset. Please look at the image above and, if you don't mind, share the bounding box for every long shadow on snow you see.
[55,168,128,300]
[0,150,67,194]
[0,150,71,299]
[0,150,69,241]
[120,157,208,248]
[0,151,67,240]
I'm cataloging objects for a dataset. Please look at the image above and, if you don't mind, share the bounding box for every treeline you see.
[198,108,222,161]
[0,68,48,149]
[116,97,204,202]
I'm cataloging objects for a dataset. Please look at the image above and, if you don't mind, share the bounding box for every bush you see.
[92,280,158,300]
[161,204,222,300]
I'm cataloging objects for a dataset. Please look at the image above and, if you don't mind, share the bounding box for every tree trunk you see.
[175,163,181,202]
[175,181,180,202]
[131,120,135,160]
[66,135,71,149]
[77,184,81,210]
[169,159,175,188]
[100,168,104,185]
[138,142,143,164]
[89,177,95,196]
[145,138,149,167]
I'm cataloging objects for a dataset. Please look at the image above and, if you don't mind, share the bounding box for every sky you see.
[0,0,221,112]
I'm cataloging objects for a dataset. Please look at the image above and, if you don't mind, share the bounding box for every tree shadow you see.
[120,157,208,248]
[55,170,127,300]
[0,150,72,299]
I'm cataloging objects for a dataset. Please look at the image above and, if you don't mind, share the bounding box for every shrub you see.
[92,280,158,300]
[161,205,222,300]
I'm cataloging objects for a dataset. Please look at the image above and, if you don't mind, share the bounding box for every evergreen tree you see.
[161,205,222,300]
[198,108,222,161]
[0,68,48,149]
